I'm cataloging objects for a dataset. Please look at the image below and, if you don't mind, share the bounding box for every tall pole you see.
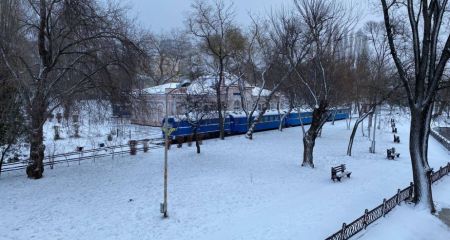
[160,80,190,218]
[162,92,169,218]
[371,106,378,153]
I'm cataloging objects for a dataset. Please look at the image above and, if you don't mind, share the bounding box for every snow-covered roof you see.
[251,87,272,97]
[185,80,216,95]
[142,83,180,94]
[141,74,272,96]
[228,109,288,118]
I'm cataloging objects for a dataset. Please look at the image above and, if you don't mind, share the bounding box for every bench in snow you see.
[387,147,400,160]
[392,127,398,133]
[393,135,400,143]
[331,164,352,182]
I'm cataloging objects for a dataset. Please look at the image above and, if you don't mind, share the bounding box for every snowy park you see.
[1,114,449,240]
[2,0,450,239]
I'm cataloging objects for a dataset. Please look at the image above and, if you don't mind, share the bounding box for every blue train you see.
[163,108,351,139]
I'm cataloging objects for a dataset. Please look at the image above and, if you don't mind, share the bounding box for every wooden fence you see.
[325,162,450,240]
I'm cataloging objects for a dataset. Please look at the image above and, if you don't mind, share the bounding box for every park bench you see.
[391,119,396,128]
[331,164,352,182]
[392,127,397,133]
[393,135,400,143]
[387,147,400,160]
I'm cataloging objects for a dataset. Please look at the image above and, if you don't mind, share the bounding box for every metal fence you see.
[326,162,450,240]
[1,138,164,173]
[431,128,450,151]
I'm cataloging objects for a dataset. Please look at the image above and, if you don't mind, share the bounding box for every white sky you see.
[126,0,382,33]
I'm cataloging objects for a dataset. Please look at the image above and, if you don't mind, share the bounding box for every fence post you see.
[363,209,369,229]
[439,166,443,180]
[409,182,414,200]
[382,198,387,217]
[396,189,401,205]
[341,223,347,240]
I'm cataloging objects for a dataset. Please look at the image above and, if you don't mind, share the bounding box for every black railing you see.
[326,162,450,240]
[1,138,164,173]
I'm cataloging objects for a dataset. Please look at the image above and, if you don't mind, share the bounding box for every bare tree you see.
[181,81,215,154]
[188,0,243,140]
[0,65,27,175]
[142,31,192,86]
[0,0,140,179]
[291,0,356,167]
[381,0,450,212]
[243,13,303,139]
[347,22,398,156]
[0,0,27,175]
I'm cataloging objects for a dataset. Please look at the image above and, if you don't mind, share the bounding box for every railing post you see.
[341,223,347,240]
[382,198,387,217]
[396,189,401,205]
[363,209,369,229]
[409,182,414,200]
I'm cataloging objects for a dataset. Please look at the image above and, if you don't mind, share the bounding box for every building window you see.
[233,100,241,111]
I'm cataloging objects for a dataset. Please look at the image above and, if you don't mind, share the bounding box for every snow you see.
[39,105,161,156]
[359,177,450,240]
[140,75,273,97]
[142,82,180,94]
[1,113,449,240]
[251,87,272,97]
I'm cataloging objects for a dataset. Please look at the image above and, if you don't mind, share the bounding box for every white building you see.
[131,75,285,126]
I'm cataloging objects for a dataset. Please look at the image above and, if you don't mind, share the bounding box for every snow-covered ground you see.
[15,102,162,159]
[42,118,161,155]
[1,113,449,240]
[357,176,450,240]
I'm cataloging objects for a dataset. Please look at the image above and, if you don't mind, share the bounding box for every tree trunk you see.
[279,107,293,131]
[302,131,316,168]
[193,127,200,154]
[368,113,373,139]
[0,144,13,176]
[26,96,47,179]
[347,110,374,156]
[331,110,336,125]
[0,152,5,176]
[302,101,328,168]
[26,115,45,179]
[246,105,269,140]
[409,106,435,213]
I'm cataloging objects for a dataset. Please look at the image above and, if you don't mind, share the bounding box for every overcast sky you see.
[126,0,381,32]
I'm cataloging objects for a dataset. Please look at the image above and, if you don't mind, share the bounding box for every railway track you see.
[1,138,164,173]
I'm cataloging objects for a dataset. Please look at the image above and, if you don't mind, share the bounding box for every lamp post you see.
[161,79,191,218]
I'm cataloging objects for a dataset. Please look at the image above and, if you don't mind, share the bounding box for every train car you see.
[162,116,232,139]
[162,108,350,139]
[228,111,283,134]
[329,108,351,121]
[285,111,314,127]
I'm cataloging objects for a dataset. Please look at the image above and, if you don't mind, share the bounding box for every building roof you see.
[141,74,270,96]
[251,87,272,97]
[142,82,180,94]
